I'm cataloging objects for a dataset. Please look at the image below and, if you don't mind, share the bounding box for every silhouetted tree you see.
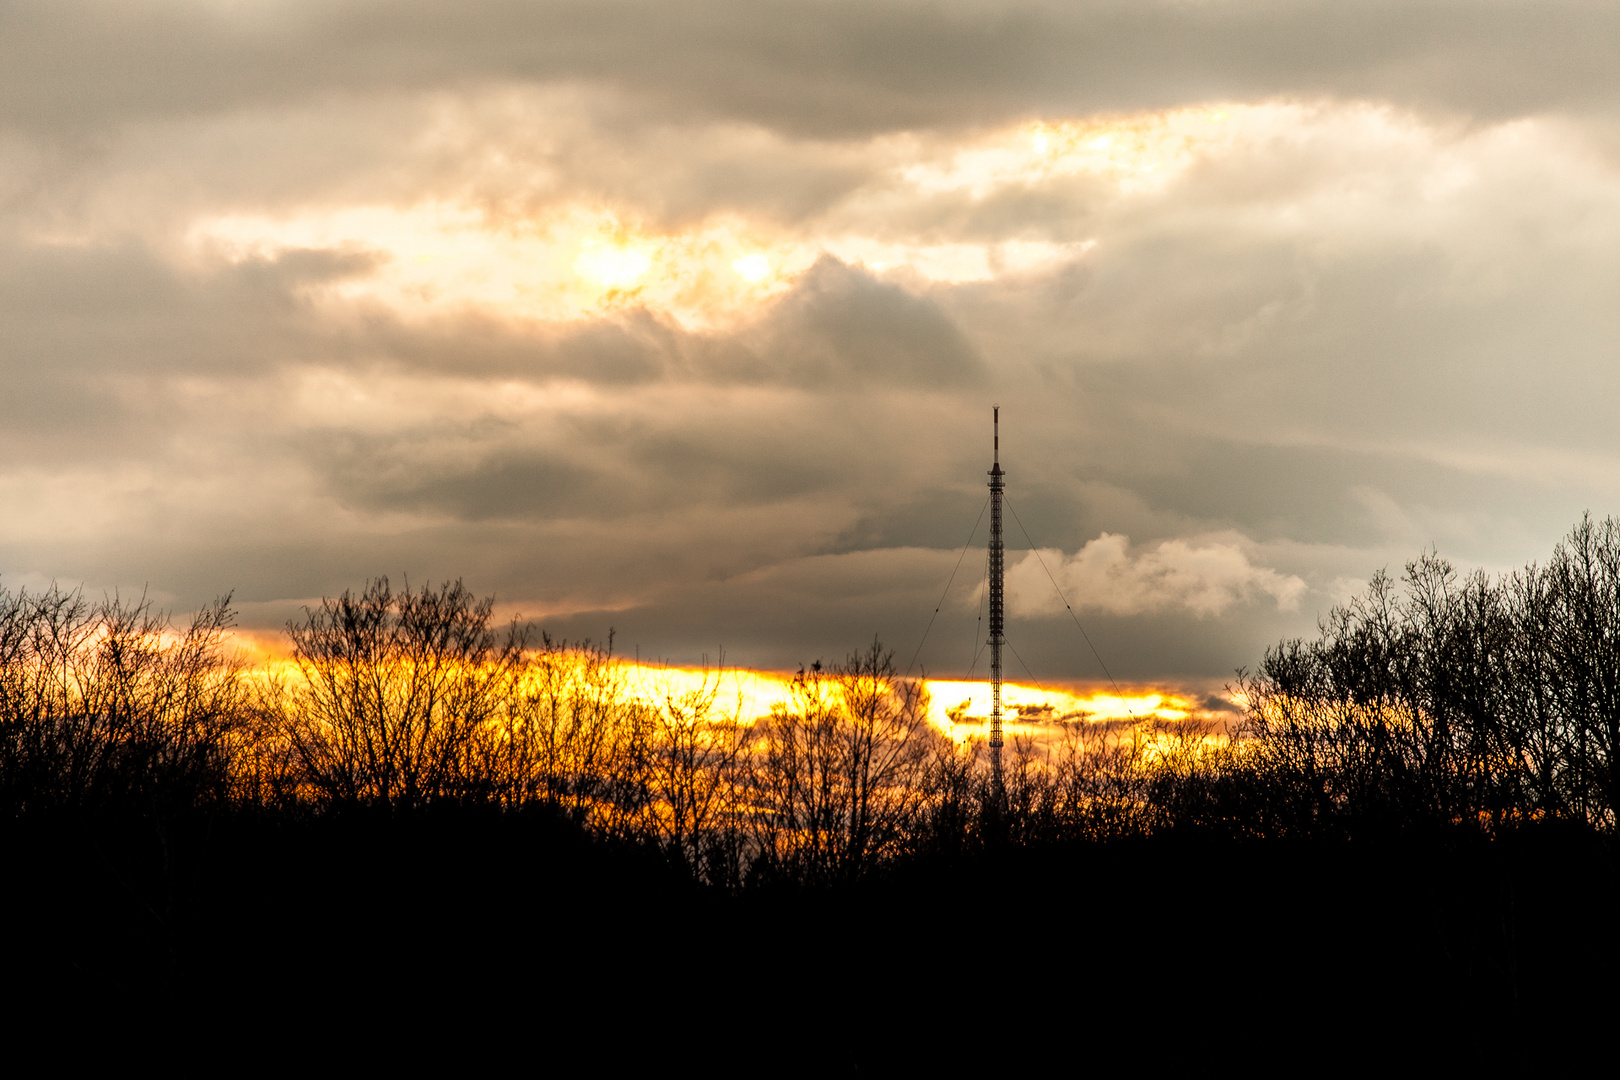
[0,583,243,819]
[745,642,941,884]
[1234,515,1620,835]
[269,577,525,811]
[482,632,648,827]
[642,661,749,879]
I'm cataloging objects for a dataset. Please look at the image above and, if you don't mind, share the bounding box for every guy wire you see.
[966,546,990,678]
[1003,496,1132,708]
[906,494,992,677]
[1004,636,1046,697]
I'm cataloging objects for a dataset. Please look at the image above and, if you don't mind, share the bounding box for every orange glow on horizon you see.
[221,629,1230,740]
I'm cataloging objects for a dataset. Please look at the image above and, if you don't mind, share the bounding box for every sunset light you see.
[574,238,653,288]
[922,679,1198,743]
[731,252,771,282]
[177,107,1281,328]
[223,628,1214,746]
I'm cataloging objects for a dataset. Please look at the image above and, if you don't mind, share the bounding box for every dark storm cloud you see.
[750,258,987,387]
[4,1,1619,141]
[361,312,683,385]
[286,259,985,534]
[0,236,377,462]
[0,238,373,378]
[304,401,855,523]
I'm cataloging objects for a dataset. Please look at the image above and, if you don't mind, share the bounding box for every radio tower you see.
[988,405,1006,793]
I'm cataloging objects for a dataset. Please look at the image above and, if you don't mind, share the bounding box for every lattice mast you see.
[988,405,1006,787]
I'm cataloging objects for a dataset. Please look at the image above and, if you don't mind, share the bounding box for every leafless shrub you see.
[1234,515,1620,835]
[480,632,647,826]
[743,642,944,884]
[642,661,750,877]
[0,583,245,817]
[266,577,525,811]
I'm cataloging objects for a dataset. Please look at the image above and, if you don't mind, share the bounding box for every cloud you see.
[4,6,1620,682]
[5,1,1620,143]
[750,257,986,387]
[1006,534,1308,618]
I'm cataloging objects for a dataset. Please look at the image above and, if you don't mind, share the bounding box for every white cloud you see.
[1005,534,1307,619]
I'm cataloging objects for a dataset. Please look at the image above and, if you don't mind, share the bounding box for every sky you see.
[4,0,1619,695]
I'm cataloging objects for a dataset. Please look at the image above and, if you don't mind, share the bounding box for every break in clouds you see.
[3,0,1620,683]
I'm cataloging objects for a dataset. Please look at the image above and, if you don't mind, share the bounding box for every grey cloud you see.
[361,312,682,384]
[881,176,1114,246]
[527,546,981,673]
[819,486,999,557]
[305,410,852,524]
[495,103,880,229]
[314,256,984,391]
[523,543,1318,681]
[537,318,675,383]
[0,238,377,463]
[6,2,1620,143]
[0,87,888,239]
[753,257,986,387]
[0,238,373,375]
[312,436,607,522]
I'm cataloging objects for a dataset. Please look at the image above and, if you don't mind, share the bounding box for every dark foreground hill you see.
[5,804,1613,1065]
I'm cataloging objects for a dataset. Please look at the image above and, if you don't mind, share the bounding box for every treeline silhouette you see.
[6,520,1620,1046]
[0,576,1241,887]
